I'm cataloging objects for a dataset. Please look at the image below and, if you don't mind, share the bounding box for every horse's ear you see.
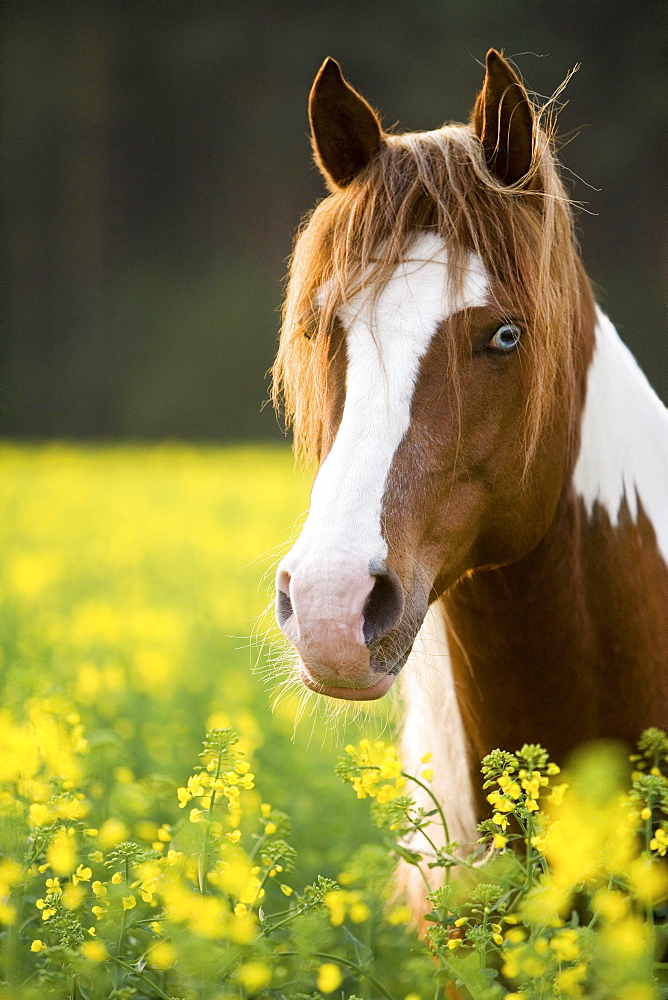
[472,49,535,186]
[309,57,384,190]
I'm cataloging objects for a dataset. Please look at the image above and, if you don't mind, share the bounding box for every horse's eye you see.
[488,323,523,352]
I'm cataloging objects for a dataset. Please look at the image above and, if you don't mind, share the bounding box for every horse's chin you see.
[298,666,396,701]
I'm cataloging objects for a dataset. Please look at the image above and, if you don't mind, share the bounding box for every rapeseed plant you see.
[3,448,668,998]
[2,702,667,998]
[0,702,434,998]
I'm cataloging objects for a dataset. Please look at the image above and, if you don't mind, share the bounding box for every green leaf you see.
[343,924,374,969]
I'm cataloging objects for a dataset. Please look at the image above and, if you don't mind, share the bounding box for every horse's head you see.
[274,51,586,700]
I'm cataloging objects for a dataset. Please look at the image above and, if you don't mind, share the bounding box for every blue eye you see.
[488,323,522,352]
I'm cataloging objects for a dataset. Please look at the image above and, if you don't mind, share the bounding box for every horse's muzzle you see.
[275,559,405,699]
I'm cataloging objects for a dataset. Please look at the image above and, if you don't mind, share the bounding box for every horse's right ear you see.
[309,58,384,190]
[472,49,535,186]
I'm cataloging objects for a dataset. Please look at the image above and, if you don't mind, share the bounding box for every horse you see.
[271,49,668,867]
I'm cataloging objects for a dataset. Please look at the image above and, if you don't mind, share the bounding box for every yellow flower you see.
[628,856,668,903]
[447,939,462,950]
[139,880,156,903]
[547,783,569,805]
[148,940,176,970]
[62,884,84,910]
[111,872,122,884]
[493,833,508,850]
[387,905,411,924]
[280,884,293,896]
[324,890,346,926]
[264,822,277,835]
[81,940,107,962]
[421,768,434,782]
[505,928,526,943]
[650,828,668,855]
[317,963,343,993]
[555,965,587,995]
[29,803,51,827]
[550,928,580,961]
[349,901,370,923]
[47,830,76,875]
[31,939,46,952]
[122,895,136,910]
[236,961,272,991]
[592,888,629,923]
[97,818,128,848]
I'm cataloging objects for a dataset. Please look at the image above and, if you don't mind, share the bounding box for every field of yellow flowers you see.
[0,445,435,998]
[2,445,668,1000]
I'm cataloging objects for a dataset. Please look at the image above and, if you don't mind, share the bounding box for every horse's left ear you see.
[309,57,384,190]
[472,49,535,186]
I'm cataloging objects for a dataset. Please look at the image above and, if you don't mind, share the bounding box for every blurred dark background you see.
[3,0,666,440]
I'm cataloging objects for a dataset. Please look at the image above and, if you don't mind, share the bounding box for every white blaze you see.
[573,308,668,563]
[285,233,489,610]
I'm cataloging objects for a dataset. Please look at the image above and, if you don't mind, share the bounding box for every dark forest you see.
[3,1,666,439]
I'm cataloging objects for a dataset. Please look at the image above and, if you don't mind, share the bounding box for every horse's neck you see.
[449,308,668,760]
[401,309,668,832]
[573,309,668,561]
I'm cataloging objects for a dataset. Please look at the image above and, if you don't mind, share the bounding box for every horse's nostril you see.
[363,569,404,646]
[276,573,293,629]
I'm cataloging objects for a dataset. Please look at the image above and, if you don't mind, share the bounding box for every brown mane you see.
[273,113,582,472]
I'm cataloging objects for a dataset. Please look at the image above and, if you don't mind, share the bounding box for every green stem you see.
[116,858,131,959]
[108,955,172,1000]
[280,950,398,1000]
[261,909,303,935]
[248,831,267,862]
[524,815,535,892]
[401,772,451,846]
[199,753,223,894]
[644,802,656,976]
[415,825,441,858]
[312,951,397,1000]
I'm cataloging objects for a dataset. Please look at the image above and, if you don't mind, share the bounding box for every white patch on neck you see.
[398,600,477,902]
[288,233,488,581]
[573,308,668,562]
